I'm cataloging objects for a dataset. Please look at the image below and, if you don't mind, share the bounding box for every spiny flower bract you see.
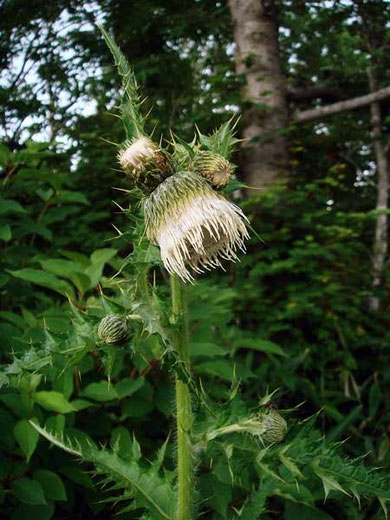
[143,171,249,282]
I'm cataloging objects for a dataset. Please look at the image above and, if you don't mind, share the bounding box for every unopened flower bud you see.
[118,136,173,192]
[191,151,233,188]
[98,315,128,344]
[144,171,249,282]
[206,410,287,446]
[260,410,287,444]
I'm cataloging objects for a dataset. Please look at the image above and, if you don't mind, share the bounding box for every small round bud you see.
[118,136,173,192]
[98,315,128,344]
[260,410,287,444]
[191,151,233,188]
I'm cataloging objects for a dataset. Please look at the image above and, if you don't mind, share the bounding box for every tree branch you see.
[294,85,390,123]
[287,83,340,102]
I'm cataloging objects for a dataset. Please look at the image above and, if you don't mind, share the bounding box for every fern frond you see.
[30,421,175,520]
[100,25,145,139]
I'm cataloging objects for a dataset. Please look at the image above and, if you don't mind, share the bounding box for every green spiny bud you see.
[118,136,174,192]
[260,409,287,444]
[205,409,287,446]
[98,315,128,344]
[191,150,234,188]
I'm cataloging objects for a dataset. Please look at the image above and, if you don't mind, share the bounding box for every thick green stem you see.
[171,274,192,520]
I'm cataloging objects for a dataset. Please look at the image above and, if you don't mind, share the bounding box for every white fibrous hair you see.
[144,172,250,282]
[118,136,159,174]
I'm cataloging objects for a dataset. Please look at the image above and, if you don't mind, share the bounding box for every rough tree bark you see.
[228,0,289,189]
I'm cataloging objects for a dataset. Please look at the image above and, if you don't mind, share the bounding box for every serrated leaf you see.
[99,25,145,138]
[31,421,175,519]
[313,464,350,500]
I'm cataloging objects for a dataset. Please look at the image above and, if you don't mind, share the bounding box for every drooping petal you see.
[144,172,249,282]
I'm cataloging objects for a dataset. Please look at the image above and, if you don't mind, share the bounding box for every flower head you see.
[191,150,234,188]
[118,136,173,192]
[144,171,249,282]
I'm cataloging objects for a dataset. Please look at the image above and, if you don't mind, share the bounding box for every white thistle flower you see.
[118,136,173,191]
[144,171,249,282]
[118,136,158,174]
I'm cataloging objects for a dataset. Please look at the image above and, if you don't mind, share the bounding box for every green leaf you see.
[33,470,67,501]
[59,464,94,488]
[10,502,55,520]
[13,420,39,462]
[0,142,11,164]
[34,392,75,413]
[116,378,145,399]
[0,224,12,241]
[326,405,362,443]
[285,503,333,520]
[191,342,227,358]
[39,258,92,294]
[54,191,90,205]
[122,397,154,418]
[17,220,53,240]
[31,422,175,519]
[12,478,46,505]
[83,381,118,401]
[70,399,95,411]
[85,248,117,286]
[196,360,254,381]
[90,248,117,264]
[369,382,380,417]
[233,338,287,356]
[0,199,27,216]
[111,426,133,459]
[39,259,82,277]
[313,463,350,500]
[9,269,75,298]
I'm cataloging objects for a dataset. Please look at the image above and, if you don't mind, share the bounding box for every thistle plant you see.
[100,26,251,520]
[9,27,388,520]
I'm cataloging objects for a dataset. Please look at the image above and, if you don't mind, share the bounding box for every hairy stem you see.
[171,274,192,520]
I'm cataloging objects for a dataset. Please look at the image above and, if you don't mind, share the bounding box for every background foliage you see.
[1,0,390,519]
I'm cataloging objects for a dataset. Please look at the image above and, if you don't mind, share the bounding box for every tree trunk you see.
[228,0,289,190]
[368,68,389,311]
